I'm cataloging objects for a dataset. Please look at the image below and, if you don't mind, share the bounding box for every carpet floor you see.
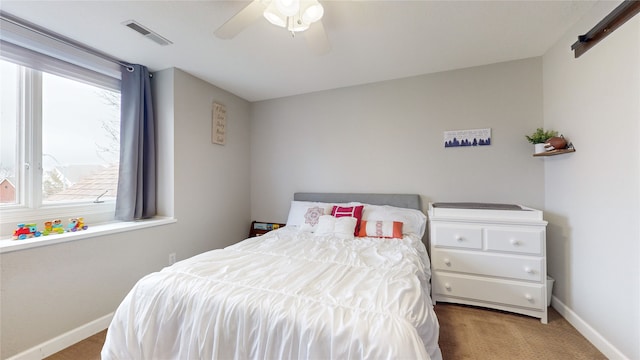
[45,304,605,359]
[435,303,605,359]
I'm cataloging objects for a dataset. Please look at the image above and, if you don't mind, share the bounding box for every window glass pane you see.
[0,60,19,205]
[41,72,120,203]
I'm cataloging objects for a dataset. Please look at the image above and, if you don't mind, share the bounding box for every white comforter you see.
[102,228,442,360]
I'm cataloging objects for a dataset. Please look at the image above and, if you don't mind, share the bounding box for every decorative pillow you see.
[314,215,357,240]
[331,205,364,235]
[361,204,427,237]
[357,220,403,239]
[286,201,333,232]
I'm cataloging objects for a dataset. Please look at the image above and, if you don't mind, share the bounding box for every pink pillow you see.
[357,220,403,239]
[332,205,364,235]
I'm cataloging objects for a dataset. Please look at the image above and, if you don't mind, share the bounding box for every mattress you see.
[102,227,442,359]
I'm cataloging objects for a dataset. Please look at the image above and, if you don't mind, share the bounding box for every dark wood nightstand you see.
[249,221,286,238]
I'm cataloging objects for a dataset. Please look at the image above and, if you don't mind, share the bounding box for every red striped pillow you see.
[331,205,364,235]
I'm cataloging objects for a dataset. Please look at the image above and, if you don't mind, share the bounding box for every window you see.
[41,71,120,203]
[0,57,121,235]
[0,61,19,205]
[0,14,126,238]
[1,57,120,205]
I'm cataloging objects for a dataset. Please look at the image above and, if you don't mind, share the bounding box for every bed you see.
[102,193,442,359]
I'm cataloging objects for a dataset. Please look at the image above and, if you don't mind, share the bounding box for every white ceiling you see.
[1,1,597,102]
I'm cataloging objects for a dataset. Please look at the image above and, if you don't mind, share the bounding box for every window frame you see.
[0,58,120,238]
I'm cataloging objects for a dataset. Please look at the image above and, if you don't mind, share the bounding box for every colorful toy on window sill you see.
[12,218,88,240]
[42,219,65,236]
[67,217,88,232]
[12,223,42,240]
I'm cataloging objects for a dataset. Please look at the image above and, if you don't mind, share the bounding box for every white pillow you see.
[286,201,333,232]
[361,204,427,237]
[314,215,357,239]
[286,200,361,232]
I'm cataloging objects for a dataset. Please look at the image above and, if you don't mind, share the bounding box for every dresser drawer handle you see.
[455,235,464,242]
[525,294,533,302]
[443,258,451,266]
[444,283,452,291]
[510,238,521,246]
[524,267,534,274]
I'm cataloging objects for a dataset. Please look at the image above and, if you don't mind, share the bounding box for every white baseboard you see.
[551,296,627,360]
[6,313,113,360]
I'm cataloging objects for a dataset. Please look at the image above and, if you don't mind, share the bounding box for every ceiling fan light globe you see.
[264,6,287,27]
[302,2,324,23]
[275,0,300,17]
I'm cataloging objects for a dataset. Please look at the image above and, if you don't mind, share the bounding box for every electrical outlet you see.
[169,252,176,265]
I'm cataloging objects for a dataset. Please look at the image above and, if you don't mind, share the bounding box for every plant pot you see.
[534,143,547,154]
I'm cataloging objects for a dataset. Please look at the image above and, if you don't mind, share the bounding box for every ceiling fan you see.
[214,0,330,55]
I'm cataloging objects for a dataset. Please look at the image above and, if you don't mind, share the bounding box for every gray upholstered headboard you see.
[293,192,422,211]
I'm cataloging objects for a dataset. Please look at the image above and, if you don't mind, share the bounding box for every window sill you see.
[0,217,176,254]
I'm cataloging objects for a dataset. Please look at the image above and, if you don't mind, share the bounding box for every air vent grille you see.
[125,22,150,35]
[122,20,172,46]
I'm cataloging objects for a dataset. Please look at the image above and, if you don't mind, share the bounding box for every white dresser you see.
[428,203,549,323]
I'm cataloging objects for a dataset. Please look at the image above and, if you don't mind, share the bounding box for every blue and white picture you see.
[444,128,491,148]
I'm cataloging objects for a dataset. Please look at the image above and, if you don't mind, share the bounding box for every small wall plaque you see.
[212,102,226,145]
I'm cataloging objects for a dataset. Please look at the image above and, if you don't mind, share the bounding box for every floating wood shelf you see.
[533,148,576,157]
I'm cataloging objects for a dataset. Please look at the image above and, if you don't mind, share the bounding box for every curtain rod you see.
[0,10,135,72]
[571,0,640,58]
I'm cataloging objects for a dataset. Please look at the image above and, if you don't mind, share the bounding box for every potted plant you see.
[526,128,558,154]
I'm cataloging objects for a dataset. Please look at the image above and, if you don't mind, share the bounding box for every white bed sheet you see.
[102,227,442,359]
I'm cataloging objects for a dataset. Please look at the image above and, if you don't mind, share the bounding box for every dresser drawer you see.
[431,224,482,249]
[433,272,546,310]
[431,249,544,282]
[485,227,544,255]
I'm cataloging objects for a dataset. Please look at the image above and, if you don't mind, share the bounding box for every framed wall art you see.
[444,128,491,148]
[212,102,226,145]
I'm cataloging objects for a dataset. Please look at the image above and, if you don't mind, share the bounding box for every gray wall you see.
[250,58,545,222]
[0,68,252,359]
[543,2,639,358]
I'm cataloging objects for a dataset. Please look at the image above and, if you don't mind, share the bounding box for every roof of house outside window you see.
[45,164,119,201]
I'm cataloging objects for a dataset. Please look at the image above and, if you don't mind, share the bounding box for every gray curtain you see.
[115,64,156,220]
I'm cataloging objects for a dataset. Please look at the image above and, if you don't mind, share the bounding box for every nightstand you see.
[249,221,286,238]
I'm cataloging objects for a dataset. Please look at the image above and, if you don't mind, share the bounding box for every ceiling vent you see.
[123,20,173,46]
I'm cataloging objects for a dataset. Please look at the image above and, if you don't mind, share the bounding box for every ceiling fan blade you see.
[214,0,267,39]
[305,20,331,55]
